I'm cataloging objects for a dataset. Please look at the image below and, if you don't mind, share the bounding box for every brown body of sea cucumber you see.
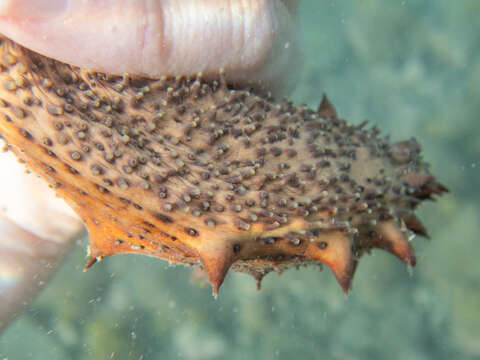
[0,37,447,295]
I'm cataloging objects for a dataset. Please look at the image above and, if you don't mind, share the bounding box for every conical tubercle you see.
[400,213,429,238]
[83,245,104,272]
[197,242,235,298]
[375,221,416,267]
[317,94,337,118]
[305,231,354,294]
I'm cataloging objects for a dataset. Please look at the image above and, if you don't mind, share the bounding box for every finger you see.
[0,140,83,241]
[0,215,75,332]
[0,0,301,93]
[0,140,84,331]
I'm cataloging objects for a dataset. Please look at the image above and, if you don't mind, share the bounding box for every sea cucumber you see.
[0,37,447,296]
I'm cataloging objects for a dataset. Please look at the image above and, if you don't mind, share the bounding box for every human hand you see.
[0,0,301,91]
[0,0,302,332]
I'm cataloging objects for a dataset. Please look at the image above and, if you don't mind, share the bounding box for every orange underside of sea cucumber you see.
[0,37,447,296]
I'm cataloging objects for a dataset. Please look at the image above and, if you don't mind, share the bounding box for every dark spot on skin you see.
[261,237,278,245]
[53,121,63,130]
[119,197,131,204]
[44,164,55,172]
[186,227,199,237]
[91,164,103,176]
[19,128,32,139]
[233,244,241,253]
[270,147,282,157]
[67,166,79,174]
[12,107,26,118]
[97,185,109,193]
[116,178,129,189]
[44,148,57,157]
[70,151,81,161]
[143,221,156,229]
[317,241,328,249]
[154,212,173,223]
[289,236,301,246]
[234,218,250,231]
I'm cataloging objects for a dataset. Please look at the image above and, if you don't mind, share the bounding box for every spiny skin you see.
[0,37,447,296]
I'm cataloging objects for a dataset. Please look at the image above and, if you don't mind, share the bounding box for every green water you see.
[1,1,479,359]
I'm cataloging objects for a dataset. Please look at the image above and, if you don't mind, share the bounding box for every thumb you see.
[0,0,302,94]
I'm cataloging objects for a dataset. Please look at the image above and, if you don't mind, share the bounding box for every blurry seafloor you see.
[1,1,479,359]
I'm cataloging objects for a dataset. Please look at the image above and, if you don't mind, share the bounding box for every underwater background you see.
[1,0,479,359]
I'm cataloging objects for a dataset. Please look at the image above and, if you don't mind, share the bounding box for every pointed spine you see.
[375,221,416,267]
[317,94,337,118]
[198,243,234,297]
[399,212,429,238]
[305,231,354,294]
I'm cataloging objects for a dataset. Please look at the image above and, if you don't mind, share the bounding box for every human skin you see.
[0,0,301,332]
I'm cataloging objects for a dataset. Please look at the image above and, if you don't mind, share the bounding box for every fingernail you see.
[0,0,68,18]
